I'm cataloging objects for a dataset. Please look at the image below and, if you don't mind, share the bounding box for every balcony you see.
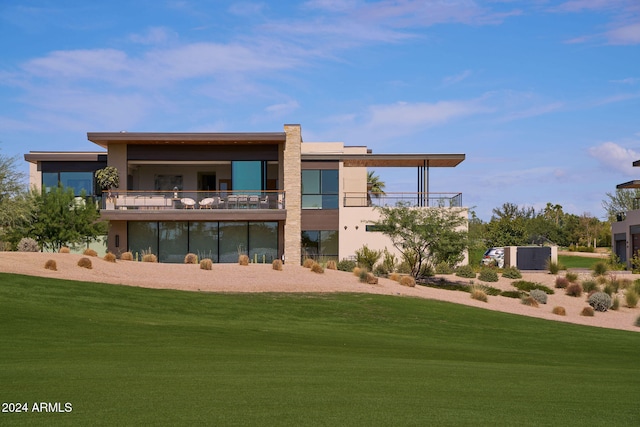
[343,192,463,208]
[100,190,286,221]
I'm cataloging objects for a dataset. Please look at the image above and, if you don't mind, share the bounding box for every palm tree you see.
[367,170,386,206]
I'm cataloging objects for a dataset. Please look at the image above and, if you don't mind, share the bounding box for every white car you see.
[481,247,504,268]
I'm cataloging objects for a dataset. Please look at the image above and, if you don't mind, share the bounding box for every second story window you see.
[42,171,95,196]
[302,169,338,209]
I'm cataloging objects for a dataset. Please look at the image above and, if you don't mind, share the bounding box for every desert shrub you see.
[365,272,378,284]
[355,245,382,271]
[44,259,57,271]
[607,277,621,293]
[633,280,640,295]
[388,272,401,282]
[435,262,453,275]
[337,259,356,272]
[455,265,476,279]
[588,292,612,312]
[77,257,92,269]
[184,253,198,264]
[596,275,608,286]
[399,275,416,287]
[238,254,249,266]
[555,277,569,289]
[501,266,522,279]
[478,268,499,283]
[83,248,98,257]
[500,290,523,299]
[565,282,583,297]
[326,260,337,270]
[529,289,548,305]
[546,260,560,275]
[521,296,539,307]
[272,259,283,271]
[373,264,387,276]
[635,315,640,328]
[353,267,363,277]
[120,251,134,261]
[142,253,157,263]
[592,261,608,276]
[200,258,213,270]
[103,252,117,263]
[302,258,315,268]
[603,283,616,296]
[17,237,39,252]
[470,287,488,302]
[59,246,70,254]
[619,278,632,290]
[611,296,620,311]
[380,249,397,274]
[418,264,434,279]
[396,261,412,275]
[552,306,566,316]
[625,289,639,308]
[358,269,369,283]
[512,280,554,294]
[580,306,595,317]
[582,280,599,293]
[311,262,324,274]
[565,272,578,283]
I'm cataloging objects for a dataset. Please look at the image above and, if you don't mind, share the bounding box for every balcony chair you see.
[248,195,260,209]
[198,197,214,209]
[180,197,196,209]
[260,195,269,209]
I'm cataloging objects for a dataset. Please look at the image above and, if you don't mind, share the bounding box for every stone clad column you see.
[283,124,302,264]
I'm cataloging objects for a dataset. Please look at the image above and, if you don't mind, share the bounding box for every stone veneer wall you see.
[283,124,302,264]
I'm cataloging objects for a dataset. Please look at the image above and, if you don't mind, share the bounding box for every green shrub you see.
[635,315,640,328]
[355,245,382,271]
[200,258,213,270]
[529,289,548,305]
[592,261,608,276]
[512,280,554,294]
[455,265,476,279]
[380,249,397,274]
[555,277,569,289]
[373,264,387,276]
[17,237,39,252]
[565,283,583,297]
[632,279,640,295]
[546,260,560,274]
[521,296,539,307]
[435,262,454,275]
[337,259,356,272]
[358,269,370,283]
[500,290,523,299]
[582,280,599,293]
[565,272,578,283]
[588,292,612,312]
[603,283,616,296]
[501,266,522,279]
[580,306,595,317]
[625,289,639,308]
[611,296,620,311]
[396,261,412,275]
[478,268,499,283]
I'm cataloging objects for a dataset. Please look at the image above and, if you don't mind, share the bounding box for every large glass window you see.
[249,222,278,263]
[219,222,248,263]
[301,230,338,261]
[128,222,158,258]
[159,222,188,263]
[43,171,94,196]
[233,161,263,193]
[302,169,338,209]
[189,222,219,262]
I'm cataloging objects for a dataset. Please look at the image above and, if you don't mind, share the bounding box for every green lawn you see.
[1,272,639,426]
[558,254,604,269]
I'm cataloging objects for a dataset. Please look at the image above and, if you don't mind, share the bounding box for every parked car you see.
[481,247,504,268]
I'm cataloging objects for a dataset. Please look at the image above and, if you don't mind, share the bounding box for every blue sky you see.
[1,0,639,221]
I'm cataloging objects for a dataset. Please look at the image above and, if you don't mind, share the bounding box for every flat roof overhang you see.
[301,153,465,167]
[87,132,287,148]
[24,152,107,164]
[617,180,640,189]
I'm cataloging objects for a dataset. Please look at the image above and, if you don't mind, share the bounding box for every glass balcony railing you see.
[102,190,285,210]
[343,192,463,208]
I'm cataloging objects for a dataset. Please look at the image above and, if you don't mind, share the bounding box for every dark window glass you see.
[158,222,188,263]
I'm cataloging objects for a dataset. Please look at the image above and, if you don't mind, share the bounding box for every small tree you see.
[369,202,468,278]
[0,148,30,238]
[354,244,382,271]
[95,166,120,200]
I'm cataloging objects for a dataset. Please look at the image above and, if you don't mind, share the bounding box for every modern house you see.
[25,124,467,264]
[611,159,640,267]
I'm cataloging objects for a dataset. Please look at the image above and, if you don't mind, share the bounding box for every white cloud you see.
[264,100,300,115]
[129,27,176,45]
[610,77,640,84]
[606,22,640,45]
[587,141,640,176]
[442,70,472,86]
